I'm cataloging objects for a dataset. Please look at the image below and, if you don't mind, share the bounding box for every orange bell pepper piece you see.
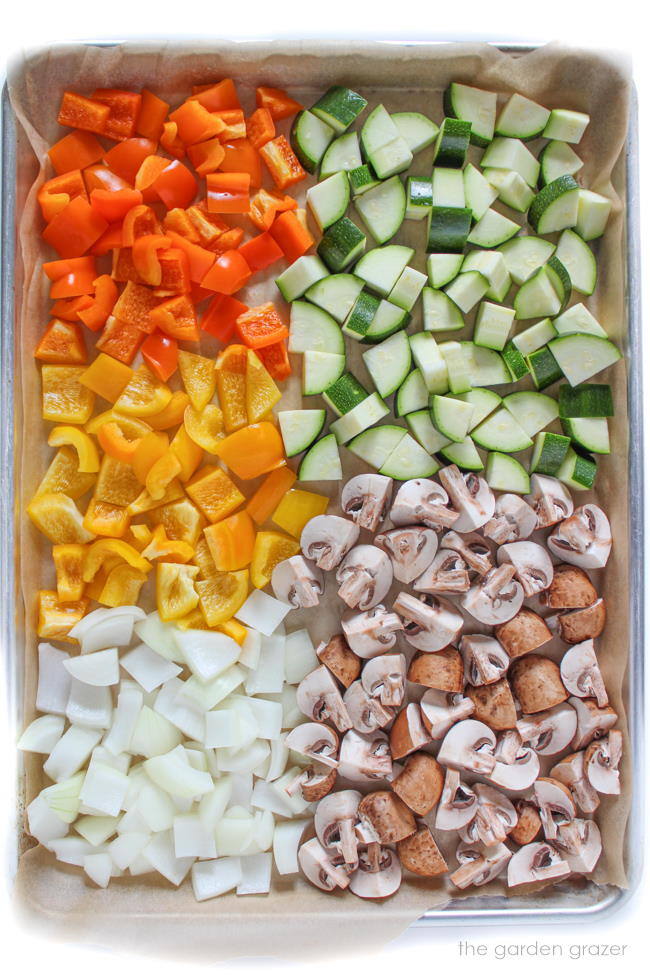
[206,172,251,214]
[165,232,216,284]
[214,110,247,141]
[160,121,186,159]
[104,137,157,183]
[146,450,183,501]
[219,139,262,187]
[201,293,248,342]
[135,155,169,202]
[131,431,169,483]
[38,170,88,224]
[210,227,244,256]
[151,497,205,547]
[97,421,142,464]
[84,165,132,194]
[184,404,225,454]
[42,196,109,258]
[149,295,199,341]
[48,131,105,175]
[246,108,276,150]
[95,316,145,365]
[269,209,314,263]
[246,466,297,525]
[170,100,225,145]
[83,538,151,583]
[248,187,297,232]
[111,249,146,285]
[35,319,87,365]
[77,274,118,332]
[255,86,303,121]
[187,137,226,176]
[122,204,162,245]
[235,302,288,349]
[256,340,292,381]
[157,563,200,621]
[196,570,249,627]
[259,135,306,190]
[99,563,147,607]
[141,331,179,382]
[152,160,198,210]
[44,255,97,299]
[113,281,162,333]
[141,525,195,564]
[90,222,124,256]
[201,250,251,294]
[80,352,134,402]
[92,88,142,141]
[163,209,200,242]
[136,89,170,142]
[146,390,190,430]
[132,234,173,286]
[186,465,245,524]
[37,591,90,642]
[50,294,94,320]
[204,511,256,571]
[186,203,228,246]
[191,80,241,111]
[83,496,131,539]
[237,232,283,273]
[216,422,285,480]
[57,91,111,134]
[156,248,192,294]
[114,365,173,417]
[90,187,143,223]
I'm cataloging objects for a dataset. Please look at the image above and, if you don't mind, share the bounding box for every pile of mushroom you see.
[271,467,621,900]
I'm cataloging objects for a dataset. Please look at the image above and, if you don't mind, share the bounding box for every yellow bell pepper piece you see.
[114,365,173,417]
[196,570,249,626]
[35,447,97,500]
[79,353,134,403]
[183,404,225,454]
[37,590,89,642]
[126,524,152,550]
[216,422,285,480]
[157,563,200,621]
[27,492,95,545]
[217,619,248,645]
[83,496,131,538]
[174,607,210,631]
[132,431,169,484]
[146,390,191,431]
[246,466,297,526]
[52,543,87,602]
[83,538,151,583]
[96,422,141,465]
[47,425,100,474]
[141,524,195,564]
[95,455,142,507]
[85,410,152,439]
[170,424,203,482]
[99,563,148,608]
[193,536,217,579]
[250,531,300,589]
[203,511,256,572]
[245,349,281,423]
[151,498,205,547]
[84,567,111,603]
[145,451,183,502]
[42,366,95,424]
[186,465,245,524]
[178,350,217,412]
[127,479,185,516]
[272,488,330,538]
[215,345,247,434]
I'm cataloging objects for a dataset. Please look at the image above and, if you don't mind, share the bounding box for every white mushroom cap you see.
[437,719,497,776]
[437,466,496,533]
[341,474,393,533]
[555,818,602,874]
[533,778,576,841]
[314,789,362,867]
[550,752,600,814]
[348,844,402,899]
[298,837,351,891]
[338,729,392,783]
[390,478,459,531]
[497,541,554,598]
[300,515,360,571]
[375,526,438,584]
[343,680,394,734]
[460,784,517,847]
[584,730,623,795]
[461,564,524,626]
[460,634,510,687]
[285,763,337,803]
[341,605,403,659]
[489,741,540,792]
[361,654,407,708]
[524,474,574,529]
[336,545,393,610]
[435,768,478,831]
[483,494,538,545]
[393,591,464,652]
[560,640,608,707]
[420,689,475,740]
[516,703,578,756]
[548,504,612,569]
[507,842,571,887]
[440,531,493,576]
[451,840,512,889]
[285,723,340,768]
[296,666,352,732]
[569,696,618,750]
[413,549,471,594]
[271,556,324,608]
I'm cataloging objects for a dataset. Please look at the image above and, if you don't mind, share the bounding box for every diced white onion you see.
[144,746,213,799]
[128,853,156,876]
[69,606,145,654]
[109,831,150,870]
[154,678,205,742]
[142,830,194,886]
[43,725,102,782]
[117,804,151,835]
[272,768,313,814]
[49,835,104,866]
[65,680,113,730]
[173,629,240,682]
[238,629,262,670]
[26,794,69,847]
[134,611,185,663]
[74,815,119,847]
[121,643,181,692]
[89,745,131,776]
[251,809,274,853]
[130,705,182,759]
[36,643,72,716]
[216,739,270,775]
[235,590,291,636]
[284,629,318,685]
[198,778,232,832]
[135,780,176,832]
[104,681,143,756]
[244,636,285,695]
[251,778,295,818]
[80,761,130,817]
[204,709,247,750]
[237,852,272,895]
[173,814,217,859]
[40,771,85,823]
[83,852,113,888]
[265,738,289,783]
[215,813,256,857]
[273,819,310,875]
[229,772,253,809]
[191,857,242,901]
[63,647,119,686]
[178,666,245,711]
[242,698,283,740]
[18,714,65,753]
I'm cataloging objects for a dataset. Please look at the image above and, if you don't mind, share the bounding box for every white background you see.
[1,2,647,973]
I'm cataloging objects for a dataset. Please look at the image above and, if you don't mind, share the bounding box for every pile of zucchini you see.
[277,82,620,492]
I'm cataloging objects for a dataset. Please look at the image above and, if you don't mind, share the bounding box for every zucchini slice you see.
[298,434,342,482]
[502,390,559,437]
[555,229,597,296]
[302,351,346,396]
[495,93,550,141]
[548,334,622,386]
[330,393,390,444]
[305,273,364,323]
[379,433,440,479]
[290,110,335,173]
[396,370,429,417]
[362,331,412,399]
[439,436,484,471]
[528,175,580,234]
[317,217,366,272]
[278,410,326,457]
[471,407,533,453]
[485,452,530,494]
[355,245,414,297]
[406,409,452,454]
[320,131,363,179]
[391,112,439,153]
[312,86,368,134]
[443,83,497,147]
[354,176,406,245]
[348,425,408,469]
[289,301,344,355]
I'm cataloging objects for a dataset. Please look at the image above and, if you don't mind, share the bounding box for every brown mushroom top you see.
[317,634,361,688]
[555,599,607,644]
[407,647,465,693]
[545,563,598,609]
[510,655,569,714]
[465,679,518,731]
[495,608,552,659]
[397,825,448,877]
[358,791,417,844]
[391,752,445,816]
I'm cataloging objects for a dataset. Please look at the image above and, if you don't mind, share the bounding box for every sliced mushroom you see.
[547,598,607,644]
[296,666,352,732]
[560,640,608,707]
[408,646,464,693]
[451,840,511,888]
[413,549,471,594]
[461,564,524,626]
[390,478,459,530]
[466,679,517,732]
[316,634,361,688]
[298,837,351,892]
[493,728,524,765]
[285,723,339,768]
[548,504,612,569]
[507,842,570,887]
[524,474,574,529]
[437,719,497,775]
[341,474,393,533]
[510,655,568,714]
[435,769,478,831]
[300,514,360,571]
[437,465,495,532]
[516,703,578,756]
[489,735,540,792]
[420,688,475,740]
[550,752,600,814]
[397,825,448,877]
[534,778,576,840]
[338,729,392,783]
[440,530,493,576]
[348,844,401,899]
[510,801,543,846]
[584,729,623,794]
[361,654,407,708]
[375,526,438,584]
[336,545,393,610]
[389,702,432,760]
[341,604,403,659]
[494,608,552,659]
[343,681,394,734]
[554,818,602,874]
[391,752,444,816]
[541,563,598,609]
[314,789,362,868]
[460,784,517,847]
[460,634,510,687]
[570,697,618,750]
[358,791,417,844]
[287,764,337,802]
[483,493,538,544]
[497,541,553,598]
[393,591,463,652]
[272,555,324,608]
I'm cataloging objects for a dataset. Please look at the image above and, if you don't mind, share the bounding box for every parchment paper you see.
[7,40,633,959]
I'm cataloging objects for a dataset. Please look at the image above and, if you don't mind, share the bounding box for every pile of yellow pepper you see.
[28,342,329,643]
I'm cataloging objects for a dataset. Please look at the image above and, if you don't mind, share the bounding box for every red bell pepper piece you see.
[92,89,142,141]
[165,232,216,284]
[43,256,97,298]
[259,136,306,191]
[269,210,314,263]
[191,79,240,111]
[122,204,162,245]
[235,303,289,349]
[152,160,198,210]
[141,331,179,381]
[90,188,143,223]
[187,138,226,176]
[38,170,88,223]
[169,100,226,145]
[206,173,251,214]
[77,275,119,332]
[255,87,303,121]
[90,222,124,256]
[57,92,110,134]
[149,295,200,341]
[132,234,173,286]
[237,232,283,273]
[95,316,145,364]
[219,139,262,187]
[201,294,248,342]
[256,340,292,381]
[34,319,87,364]
[104,138,157,184]
[201,250,251,295]
[48,131,105,175]
[246,108,276,150]
[136,89,170,142]
[42,197,109,258]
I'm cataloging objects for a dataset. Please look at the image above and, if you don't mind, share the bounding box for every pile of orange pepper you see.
[29,78,329,643]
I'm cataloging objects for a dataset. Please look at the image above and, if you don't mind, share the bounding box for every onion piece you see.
[117,805,151,835]
[154,678,206,742]
[66,680,113,730]
[284,629,319,685]
[36,643,72,716]
[63,647,120,686]
[43,725,102,782]
[173,629,240,682]
[130,704,182,758]
[104,681,143,757]
[142,829,195,886]
[135,780,176,832]
[251,778,295,818]
[192,857,242,901]
[273,819,310,875]
[238,628,262,670]
[173,813,217,859]
[83,852,113,888]
[241,697,283,741]
[74,815,119,847]
[266,738,289,783]
[143,745,213,799]
[18,714,65,753]
[216,739,270,775]
[198,778,232,832]
[179,666,246,712]
[204,707,255,751]
[26,794,69,847]
[237,852,272,895]
[80,761,130,817]
[40,771,85,823]
[109,831,150,871]
[49,835,105,866]
[229,772,254,809]
[69,606,145,654]
[235,591,291,636]
[135,611,185,663]
[273,768,314,814]
[216,809,256,856]
[244,636,285,695]
[121,644,181,692]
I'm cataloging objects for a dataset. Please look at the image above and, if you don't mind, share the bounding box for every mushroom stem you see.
[483,563,517,599]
